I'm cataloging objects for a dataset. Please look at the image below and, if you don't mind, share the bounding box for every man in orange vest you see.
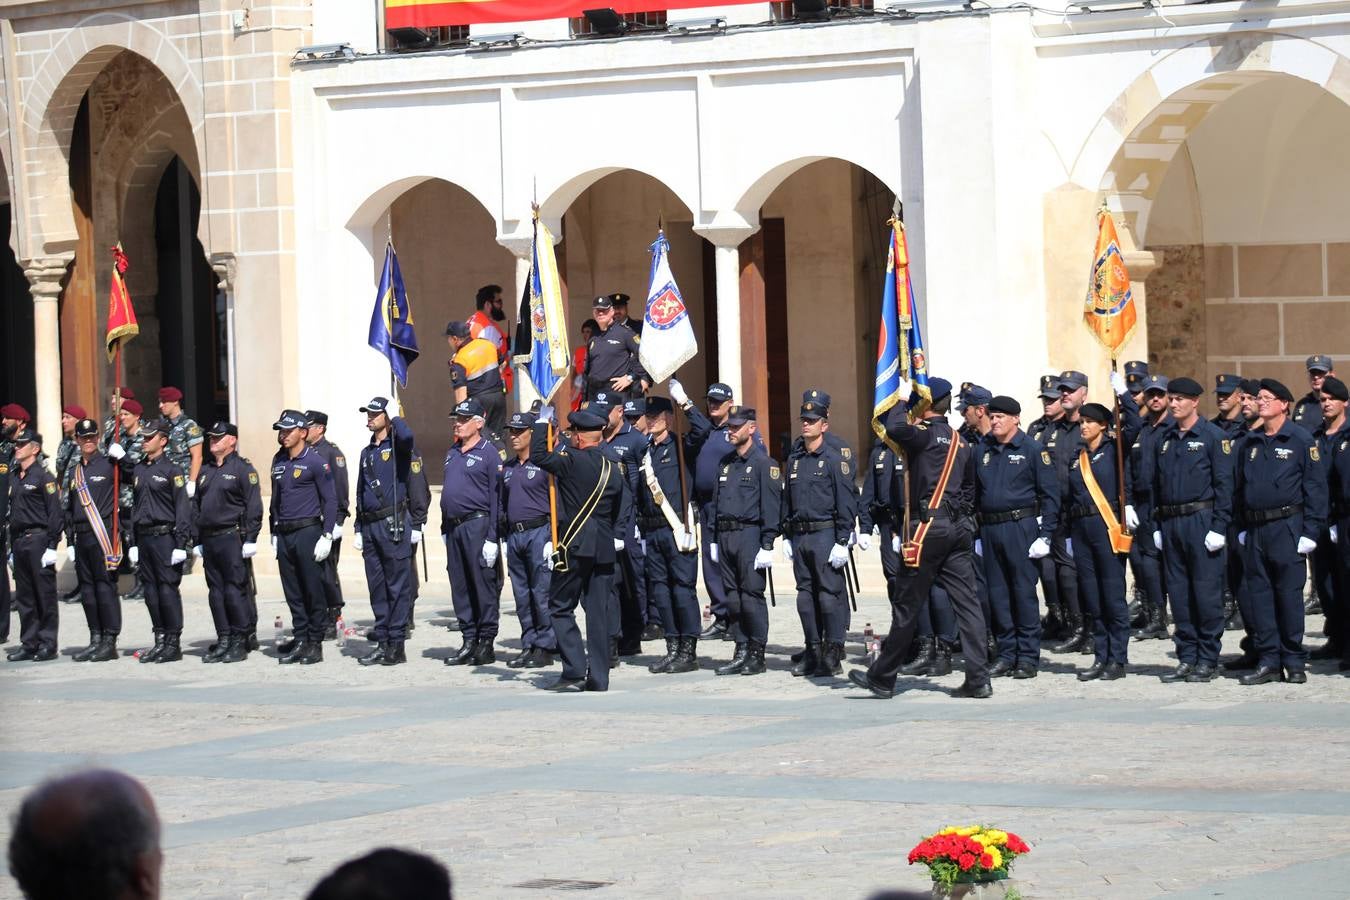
[469,284,512,393]
[446,321,507,437]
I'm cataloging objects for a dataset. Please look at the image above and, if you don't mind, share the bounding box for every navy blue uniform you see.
[1140,418,1234,670]
[605,422,648,652]
[1128,413,1172,621]
[66,452,121,641]
[1035,416,1084,632]
[782,439,856,649]
[405,448,431,618]
[860,441,904,606]
[583,321,647,400]
[530,422,624,689]
[0,446,11,642]
[270,446,337,644]
[1291,391,1324,435]
[310,437,350,619]
[1328,430,1350,663]
[8,459,62,653]
[710,447,782,648]
[357,417,417,644]
[638,432,699,640]
[1311,422,1346,653]
[1235,420,1328,673]
[441,436,503,648]
[975,430,1059,670]
[195,453,263,640]
[501,454,557,652]
[132,455,194,638]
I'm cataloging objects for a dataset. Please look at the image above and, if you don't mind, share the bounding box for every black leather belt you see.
[978,506,1037,526]
[868,505,894,526]
[789,519,833,535]
[445,511,488,529]
[273,516,321,534]
[639,516,671,533]
[13,526,48,539]
[1156,500,1214,520]
[73,520,111,534]
[510,515,550,533]
[1243,504,1301,525]
[358,505,402,525]
[715,518,751,531]
[200,524,240,538]
[138,524,175,536]
[1067,502,1118,521]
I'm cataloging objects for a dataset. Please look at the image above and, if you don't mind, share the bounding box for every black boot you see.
[700,617,729,640]
[246,631,260,651]
[641,621,663,642]
[739,641,767,676]
[716,643,748,675]
[140,630,165,663]
[792,642,822,677]
[1222,590,1239,630]
[523,648,554,668]
[155,633,183,663]
[1131,603,1157,640]
[359,642,388,666]
[73,631,103,663]
[1050,614,1087,653]
[324,609,339,641]
[280,639,311,664]
[815,642,844,677]
[221,634,248,663]
[609,637,620,669]
[381,642,407,666]
[203,634,230,663]
[88,633,118,663]
[471,638,496,665]
[648,638,679,674]
[899,637,934,676]
[507,647,533,668]
[668,637,699,673]
[444,640,476,666]
[297,641,324,664]
[927,643,953,676]
[1041,602,1065,640]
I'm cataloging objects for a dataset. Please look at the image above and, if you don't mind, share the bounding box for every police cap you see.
[1214,374,1242,396]
[568,408,608,431]
[645,396,673,415]
[1123,360,1149,381]
[988,395,1021,416]
[507,411,537,430]
[1259,378,1294,403]
[444,320,471,339]
[608,293,630,308]
[1142,374,1170,394]
[143,418,173,437]
[359,397,390,415]
[589,391,617,413]
[928,378,953,403]
[74,418,99,439]
[272,409,308,431]
[1079,403,1114,426]
[1038,375,1059,400]
[802,389,832,409]
[1167,377,1203,398]
[12,427,39,445]
[706,383,733,403]
[453,398,485,419]
[1239,378,1261,396]
[800,401,827,421]
[1056,370,1088,391]
[725,406,756,426]
[207,421,238,438]
[957,382,993,410]
[304,410,328,426]
[1307,354,1334,373]
[592,295,614,311]
[623,398,646,418]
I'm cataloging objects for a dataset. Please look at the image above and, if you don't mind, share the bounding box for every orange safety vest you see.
[468,311,512,391]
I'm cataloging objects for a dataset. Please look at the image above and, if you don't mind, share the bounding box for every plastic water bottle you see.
[703,604,711,626]
[864,623,878,662]
[335,615,347,649]
[273,615,284,645]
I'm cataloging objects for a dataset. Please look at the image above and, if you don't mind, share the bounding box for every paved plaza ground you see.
[2,546,1350,899]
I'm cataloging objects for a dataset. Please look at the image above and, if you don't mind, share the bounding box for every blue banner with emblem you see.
[517,213,570,403]
[368,242,420,388]
[872,219,931,449]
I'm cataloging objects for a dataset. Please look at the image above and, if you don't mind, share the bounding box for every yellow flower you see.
[983,829,1008,844]
[939,827,959,836]
[956,826,979,837]
[971,833,994,847]
[984,846,1003,868]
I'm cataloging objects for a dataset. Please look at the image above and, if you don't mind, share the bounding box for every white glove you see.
[129,546,140,565]
[330,523,342,541]
[185,480,196,499]
[192,545,204,559]
[753,548,774,570]
[639,539,647,554]
[314,535,333,562]
[1332,526,1340,543]
[410,529,422,545]
[896,378,912,403]
[974,539,983,557]
[271,535,278,559]
[892,534,900,553]
[782,539,794,561]
[543,541,554,563]
[856,530,871,552]
[678,530,697,553]
[1297,536,1317,555]
[710,544,720,564]
[1153,531,1162,551]
[1028,536,1051,559]
[352,531,364,552]
[1203,531,1226,552]
[828,543,849,569]
[668,378,689,407]
[40,548,58,568]
[1238,531,1247,547]
[1065,538,1074,559]
[482,540,499,567]
[170,548,188,565]
[241,542,258,559]
[1125,505,1139,530]
[613,538,625,552]
[67,546,76,563]
[538,404,556,424]
[1110,370,1128,396]
[106,443,126,460]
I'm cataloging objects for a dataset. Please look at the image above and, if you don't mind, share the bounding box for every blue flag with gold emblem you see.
[368,242,420,387]
[872,219,931,449]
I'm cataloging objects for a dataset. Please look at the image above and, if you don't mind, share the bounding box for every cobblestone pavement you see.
[2,548,1349,899]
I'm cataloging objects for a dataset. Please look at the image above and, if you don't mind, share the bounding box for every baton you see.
[766,566,776,607]
[843,557,857,612]
[245,557,257,600]
[847,547,861,610]
[421,534,429,582]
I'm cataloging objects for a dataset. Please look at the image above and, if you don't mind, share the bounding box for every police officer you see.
[610,292,643,336]
[103,398,148,601]
[596,391,648,658]
[1311,377,1348,664]
[353,397,417,667]
[781,394,855,678]
[1293,355,1336,434]
[709,407,782,676]
[1121,360,1150,626]
[441,398,504,668]
[627,397,665,640]
[848,378,991,699]
[859,437,905,611]
[65,419,121,662]
[975,395,1059,679]
[157,387,203,489]
[1234,379,1328,685]
[1026,375,1065,639]
[1041,371,1090,654]
[1129,374,1172,641]
[1140,377,1234,683]
[305,411,350,640]
[957,383,993,444]
[193,422,263,663]
[124,419,194,663]
[405,444,431,634]
[5,429,62,662]
[446,320,508,438]
[1326,388,1350,671]
[530,406,625,691]
[56,406,85,606]
[500,411,558,669]
[638,396,702,674]
[270,409,338,665]
[1211,374,1249,630]
[583,294,648,401]
[0,410,14,644]
[1223,379,1268,672]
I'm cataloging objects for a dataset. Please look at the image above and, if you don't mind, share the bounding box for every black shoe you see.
[988,659,1015,678]
[359,643,388,666]
[616,640,642,657]
[275,637,299,655]
[471,638,496,666]
[547,676,587,692]
[1012,664,1037,680]
[986,631,998,661]
[1185,663,1216,683]
[648,639,679,674]
[88,635,119,663]
[523,648,555,669]
[366,631,380,642]
[926,647,953,677]
[62,587,82,603]
[848,669,895,699]
[1101,662,1126,680]
[739,642,767,676]
[1051,627,1088,654]
[507,648,534,669]
[716,643,748,676]
[584,676,608,692]
[324,609,339,641]
[220,635,248,663]
[246,631,260,652]
[1338,658,1350,672]
[381,642,407,666]
[445,640,476,666]
[1223,653,1259,671]
[73,632,104,662]
[641,621,663,642]
[203,636,230,664]
[789,648,806,663]
[668,637,699,673]
[700,618,729,640]
[7,646,36,662]
[1239,665,1281,686]
[140,631,166,663]
[295,641,323,665]
[1284,669,1307,684]
[791,643,822,677]
[899,638,934,676]
[1305,592,1322,615]
[814,642,843,677]
[1077,661,1106,681]
[154,635,182,663]
[279,640,311,664]
[31,645,57,662]
[1159,663,1194,683]
[123,583,146,601]
[953,680,992,699]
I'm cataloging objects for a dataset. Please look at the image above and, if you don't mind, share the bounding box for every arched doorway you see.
[0,169,35,410]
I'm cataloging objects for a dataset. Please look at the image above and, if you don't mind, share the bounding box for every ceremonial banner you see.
[1083,206,1137,358]
[368,242,421,387]
[872,219,931,448]
[105,244,139,363]
[388,0,761,27]
[517,214,569,403]
[637,230,697,384]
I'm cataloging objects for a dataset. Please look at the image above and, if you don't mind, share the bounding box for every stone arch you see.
[21,15,203,257]
[730,153,902,225]
[538,165,698,225]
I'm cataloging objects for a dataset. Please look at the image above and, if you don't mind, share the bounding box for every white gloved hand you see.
[330,523,342,541]
[67,546,76,563]
[1065,538,1074,559]
[314,535,333,562]
[170,548,188,565]
[1332,525,1340,543]
[892,534,900,554]
[271,535,278,559]
[1125,505,1139,530]
[678,530,698,553]
[538,404,556,424]
[129,546,140,566]
[828,543,849,569]
[241,542,258,559]
[1297,536,1317,555]
[1110,370,1128,396]
[543,541,554,563]
[753,548,774,570]
[410,529,422,545]
[1238,531,1247,547]
[974,539,983,557]
[1153,530,1162,551]
[482,540,499,567]
[710,544,720,564]
[1028,536,1051,559]
[185,480,196,499]
[353,532,364,552]
[192,545,204,559]
[782,539,794,562]
[668,378,690,407]
[639,539,647,554]
[613,538,625,552]
[106,443,126,460]
[896,378,912,403]
[40,548,58,568]
[856,530,871,552]
[1203,530,1226,553]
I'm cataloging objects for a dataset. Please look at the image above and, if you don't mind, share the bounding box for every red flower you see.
[958,853,976,871]
[1005,834,1029,854]
[981,853,994,868]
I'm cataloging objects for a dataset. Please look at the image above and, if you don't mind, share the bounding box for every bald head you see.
[9,769,161,900]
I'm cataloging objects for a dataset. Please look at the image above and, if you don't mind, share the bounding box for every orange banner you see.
[1082,207,1136,357]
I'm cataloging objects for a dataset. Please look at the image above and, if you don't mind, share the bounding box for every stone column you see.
[692,222,759,399]
[497,235,536,411]
[25,256,72,462]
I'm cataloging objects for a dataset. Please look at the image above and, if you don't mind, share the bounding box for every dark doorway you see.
[0,202,35,410]
[153,157,226,425]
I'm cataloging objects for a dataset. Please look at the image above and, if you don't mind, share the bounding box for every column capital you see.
[497,216,563,258]
[21,255,72,300]
[210,252,238,292]
[693,223,760,249]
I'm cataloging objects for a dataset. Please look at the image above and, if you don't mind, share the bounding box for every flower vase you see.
[931,876,1017,900]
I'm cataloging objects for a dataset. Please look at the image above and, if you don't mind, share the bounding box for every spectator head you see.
[306,848,452,900]
[8,768,162,900]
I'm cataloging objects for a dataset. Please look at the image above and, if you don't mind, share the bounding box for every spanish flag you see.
[1082,206,1137,357]
[387,0,759,28]
[105,244,139,363]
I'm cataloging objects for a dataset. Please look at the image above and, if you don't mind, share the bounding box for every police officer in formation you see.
[595,391,648,658]
[270,409,337,665]
[5,429,61,661]
[304,410,350,639]
[158,387,203,488]
[1293,355,1336,433]
[102,397,148,601]
[65,418,122,662]
[1326,385,1350,671]
[500,410,558,669]
[1127,371,1172,641]
[583,294,648,402]
[1312,377,1348,667]
[1041,371,1089,653]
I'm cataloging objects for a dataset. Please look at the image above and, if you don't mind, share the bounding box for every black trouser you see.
[1052,527,1081,623]
[612,542,647,647]
[202,531,251,638]
[472,388,508,437]
[321,536,345,612]
[699,501,728,619]
[717,527,768,645]
[277,523,326,643]
[138,533,183,634]
[644,526,700,638]
[1071,516,1129,665]
[75,530,120,636]
[867,517,988,689]
[0,539,12,641]
[1312,529,1341,648]
[362,522,413,642]
[549,554,614,688]
[12,531,58,650]
[791,528,847,645]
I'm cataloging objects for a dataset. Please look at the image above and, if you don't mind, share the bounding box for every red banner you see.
[387,0,756,28]
[105,244,139,363]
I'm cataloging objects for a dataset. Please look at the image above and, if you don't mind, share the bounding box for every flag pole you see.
[111,345,123,566]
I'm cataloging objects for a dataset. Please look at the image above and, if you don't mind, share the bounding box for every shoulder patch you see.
[769,466,781,480]
[335,455,346,468]
[411,459,423,474]
[248,472,258,485]
[173,475,184,488]
[1311,445,1321,462]
[617,461,625,476]
[45,481,55,494]
[1221,440,1232,455]
[841,447,852,460]
[187,423,203,437]
[1040,451,1051,466]
[840,461,850,476]
[499,448,507,461]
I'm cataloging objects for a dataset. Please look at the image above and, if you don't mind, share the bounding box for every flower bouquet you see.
[908,825,1030,897]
